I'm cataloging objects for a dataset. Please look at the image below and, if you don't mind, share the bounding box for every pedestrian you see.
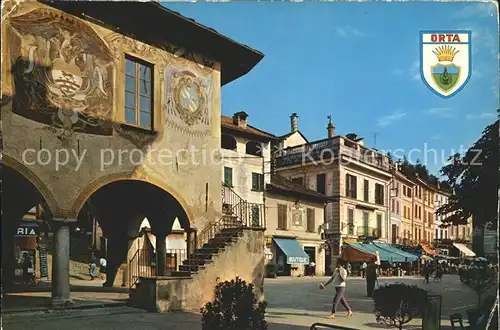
[99,255,107,280]
[424,262,431,284]
[361,261,367,278]
[21,252,33,284]
[319,259,353,319]
[346,262,352,276]
[366,260,377,297]
[310,261,316,276]
[89,253,97,280]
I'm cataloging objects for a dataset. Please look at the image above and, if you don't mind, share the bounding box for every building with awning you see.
[265,174,329,276]
[273,237,310,265]
[453,243,476,257]
[420,243,436,256]
[341,243,376,262]
[372,242,418,262]
[345,243,413,263]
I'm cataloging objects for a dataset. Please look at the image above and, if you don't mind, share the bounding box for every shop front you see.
[13,220,41,283]
[273,237,310,276]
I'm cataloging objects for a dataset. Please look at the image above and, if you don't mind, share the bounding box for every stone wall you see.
[182,228,265,311]
[130,228,265,313]
[2,1,222,229]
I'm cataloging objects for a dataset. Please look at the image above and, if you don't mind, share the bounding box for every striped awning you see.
[420,243,436,256]
[453,243,476,257]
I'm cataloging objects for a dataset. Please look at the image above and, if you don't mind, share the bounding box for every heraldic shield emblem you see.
[420,31,472,98]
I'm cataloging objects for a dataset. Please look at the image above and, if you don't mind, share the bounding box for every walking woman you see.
[319,259,353,319]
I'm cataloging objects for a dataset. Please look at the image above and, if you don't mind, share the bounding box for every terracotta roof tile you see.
[221,115,277,140]
[266,174,329,203]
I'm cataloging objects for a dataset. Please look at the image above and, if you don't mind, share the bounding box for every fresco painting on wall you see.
[165,67,213,137]
[8,8,115,142]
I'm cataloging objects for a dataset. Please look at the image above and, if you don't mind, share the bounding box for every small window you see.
[246,141,262,156]
[223,167,233,187]
[306,208,315,232]
[347,208,354,235]
[251,172,264,191]
[375,183,384,205]
[221,134,237,150]
[277,204,287,230]
[363,179,369,202]
[316,174,326,194]
[291,177,304,186]
[125,56,153,129]
[345,174,357,199]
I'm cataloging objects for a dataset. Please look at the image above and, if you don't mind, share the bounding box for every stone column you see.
[51,219,75,306]
[156,233,167,276]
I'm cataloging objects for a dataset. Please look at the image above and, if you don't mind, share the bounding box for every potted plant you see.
[265,264,277,278]
[201,277,267,330]
[372,283,428,330]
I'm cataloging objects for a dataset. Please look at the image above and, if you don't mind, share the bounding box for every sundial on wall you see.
[173,73,206,126]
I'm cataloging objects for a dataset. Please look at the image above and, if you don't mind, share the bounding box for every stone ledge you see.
[2,301,127,315]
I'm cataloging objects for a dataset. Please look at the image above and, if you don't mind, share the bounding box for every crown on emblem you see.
[432,45,459,62]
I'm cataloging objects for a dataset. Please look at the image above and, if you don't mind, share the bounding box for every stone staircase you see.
[128,184,266,309]
[178,227,244,273]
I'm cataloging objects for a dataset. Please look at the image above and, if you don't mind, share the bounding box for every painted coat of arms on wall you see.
[165,67,213,137]
[8,8,114,141]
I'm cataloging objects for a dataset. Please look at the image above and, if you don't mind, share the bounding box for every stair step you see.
[179,264,206,272]
[182,259,214,266]
[170,271,192,277]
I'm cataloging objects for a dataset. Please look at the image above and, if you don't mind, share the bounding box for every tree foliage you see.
[372,283,428,330]
[459,265,498,308]
[201,277,267,330]
[438,117,499,229]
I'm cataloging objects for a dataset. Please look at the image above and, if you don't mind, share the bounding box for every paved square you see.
[2,275,485,330]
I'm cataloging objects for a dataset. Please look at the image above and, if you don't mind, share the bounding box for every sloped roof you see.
[266,174,329,204]
[41,0,264,85]
[221,115,278,141]
[279,130,310,143]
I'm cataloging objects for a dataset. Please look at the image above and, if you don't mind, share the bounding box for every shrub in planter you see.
[201,277,267,330]
[265,264,277,278]
[372,283,428,330]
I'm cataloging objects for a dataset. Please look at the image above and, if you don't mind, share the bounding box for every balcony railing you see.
[356,226,382,239]
[275,137,390,171]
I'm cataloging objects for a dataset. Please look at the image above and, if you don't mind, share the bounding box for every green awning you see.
[348,243,407,263]
[273,238,310,264]
[373,242,418,262]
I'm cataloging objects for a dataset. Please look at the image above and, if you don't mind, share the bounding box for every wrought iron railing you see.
[189,184,266,258]
[129,248,154,288]
[357,226,382,238]
[275,136,391,171]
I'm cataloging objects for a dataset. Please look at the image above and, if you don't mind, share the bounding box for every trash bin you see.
[422,295,442,330]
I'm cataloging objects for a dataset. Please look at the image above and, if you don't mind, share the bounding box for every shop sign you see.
[16,224,39,236]
[287,256,309,264]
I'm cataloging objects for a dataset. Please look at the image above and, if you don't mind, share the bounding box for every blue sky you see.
[162,1,498,176]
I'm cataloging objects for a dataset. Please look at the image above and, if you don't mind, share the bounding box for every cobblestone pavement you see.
[2,275,486,330]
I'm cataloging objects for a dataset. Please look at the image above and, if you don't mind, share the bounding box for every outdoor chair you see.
[450,313,470,330]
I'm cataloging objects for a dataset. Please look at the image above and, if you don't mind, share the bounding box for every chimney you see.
[327,115,335,139]
[437,182,441,190]
[232,111,248,129]
[290,113,298,133]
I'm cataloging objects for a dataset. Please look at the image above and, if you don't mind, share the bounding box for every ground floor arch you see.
[1,163,195,305]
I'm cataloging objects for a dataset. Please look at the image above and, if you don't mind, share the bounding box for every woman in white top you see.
[319,259,353,319]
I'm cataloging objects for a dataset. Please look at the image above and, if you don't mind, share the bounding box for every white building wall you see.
[281,131,307,149]
[221,135,271,205]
